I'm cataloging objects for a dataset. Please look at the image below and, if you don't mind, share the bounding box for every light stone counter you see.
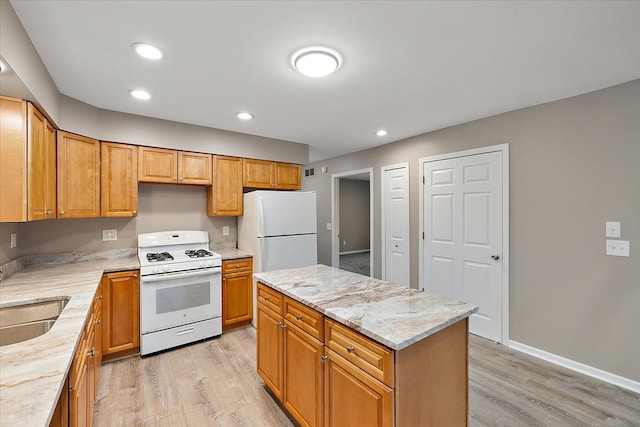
[254,264,478,351]
[0,255,139,427]
[213,248,253,261]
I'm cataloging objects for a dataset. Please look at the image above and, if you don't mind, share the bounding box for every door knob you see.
[491,254,500,261]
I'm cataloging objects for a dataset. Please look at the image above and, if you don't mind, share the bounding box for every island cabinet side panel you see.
[394,318,469,427]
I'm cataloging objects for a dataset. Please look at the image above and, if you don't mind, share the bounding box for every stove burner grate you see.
[146,252,174,262]
[185,249,213,258]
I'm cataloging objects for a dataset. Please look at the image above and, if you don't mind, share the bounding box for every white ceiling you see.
[9,1,640,162]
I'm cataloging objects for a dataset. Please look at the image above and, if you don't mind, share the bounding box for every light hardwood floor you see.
[94,327,640,426]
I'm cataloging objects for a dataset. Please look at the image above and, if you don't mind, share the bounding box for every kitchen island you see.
[254,264,478,427]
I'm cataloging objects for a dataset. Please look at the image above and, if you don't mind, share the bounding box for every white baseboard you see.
[339,249,370,255]
[507,340,640,394]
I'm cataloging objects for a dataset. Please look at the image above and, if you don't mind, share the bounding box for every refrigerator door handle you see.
[259,238,267,271]
[257,196,265,238]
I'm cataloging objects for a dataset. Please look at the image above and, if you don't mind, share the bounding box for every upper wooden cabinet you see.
[101,142,138,217]
[57,131,100,219]
[138,146,212,185]
[0,97,57,222]
[243,158,301,190]
[208,155,242,216]
[28,104,57,221]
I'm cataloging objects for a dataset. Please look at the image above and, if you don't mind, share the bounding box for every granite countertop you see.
[213,248,253,261]
[0,255,140,427]
[254,264,478,351]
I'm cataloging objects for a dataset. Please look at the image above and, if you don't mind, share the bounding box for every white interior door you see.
[422,151,503,341]
[382,163,410,287]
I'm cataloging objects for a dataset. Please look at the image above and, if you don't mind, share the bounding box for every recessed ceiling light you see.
[129,89,151,100]
[132,43,164,60]
[292,47,341,78]
[376,129,388,137]
[236,112,253,120]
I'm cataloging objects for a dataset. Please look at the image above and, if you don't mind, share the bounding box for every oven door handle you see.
[141,267,221,283]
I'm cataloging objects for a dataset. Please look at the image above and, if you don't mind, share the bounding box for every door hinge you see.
[422,176,425,185]
[422,232,425,239]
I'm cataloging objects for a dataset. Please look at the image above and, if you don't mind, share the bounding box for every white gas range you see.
[137,230,222,355]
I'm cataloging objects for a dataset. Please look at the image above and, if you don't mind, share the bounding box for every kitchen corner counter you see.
[0,255,139,427]
[214,248,252,260]
[254,264,478,351]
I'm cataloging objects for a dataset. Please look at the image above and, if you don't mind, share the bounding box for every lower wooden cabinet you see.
[257,303,284,400]
[102,270,140,359]
[48,377,68,427]
[324,348,393,427]
[284,321,324,427]
[222,258,253,330]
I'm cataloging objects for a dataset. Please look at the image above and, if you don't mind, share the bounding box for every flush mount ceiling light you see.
[376,129,388,137]
[236,112,253,120]
[292,47,341,78]
[129,89,151,100]
[132,43,164,60]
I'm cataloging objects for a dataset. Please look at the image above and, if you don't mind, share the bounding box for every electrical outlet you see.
[222,226,229,236]
[10,233,17,248]
[102,229,117,241]
[605,221,621,238]
[606,240,630,257]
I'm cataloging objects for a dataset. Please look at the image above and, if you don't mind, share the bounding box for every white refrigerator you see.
[238,190,318,326]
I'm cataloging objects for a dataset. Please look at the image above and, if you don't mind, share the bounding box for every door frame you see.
[331,167,374,277]
[381,162,410,286]
[418,143,510,343]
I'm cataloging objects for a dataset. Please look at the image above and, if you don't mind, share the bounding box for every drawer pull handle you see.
[346,346,355,354]
[176,327,194,336]
[295,314,302,321]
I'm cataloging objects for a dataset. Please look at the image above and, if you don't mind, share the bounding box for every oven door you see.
[140,267,221,334]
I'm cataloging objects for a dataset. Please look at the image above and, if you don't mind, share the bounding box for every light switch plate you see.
[222,226,229,236]
[10,233,17,248]
[605,221,621,238]
[102,229,117,241]
[606,240,630,257]
[326,223,332,231]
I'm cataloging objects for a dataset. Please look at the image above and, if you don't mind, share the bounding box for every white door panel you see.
[382,164,410,287]
[423,151,503,341]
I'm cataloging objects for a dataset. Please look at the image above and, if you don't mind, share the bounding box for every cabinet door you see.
[27,104,47,220]
[243,158,274,188]
[57,131,100,218]
[44,121,57,218]
[325,349,394,427]
[101,142,138,217]
[222,271,252,330]
[283,322,324,427]
[208,155,242,216]
[178,151,212,184]
[257,304,284,400]
[86,327,96,427]
[0,96,27,222]
[49,377,69,427]
[274,162,301,190]
[138,146,177,183]
[94,285,103,393]
[102,271,140,356]
[69,353,88,427]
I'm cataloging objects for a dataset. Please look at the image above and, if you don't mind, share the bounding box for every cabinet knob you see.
[88,347,95,357]
[97,295,103,300]
[295,314,302,321]
[133,273,138,278]
[346,346,355,354]
[133,210,137,214]
[321,355,327,362]
[60,211,65,216]
[264,296,270,301]
[95,319,101,325]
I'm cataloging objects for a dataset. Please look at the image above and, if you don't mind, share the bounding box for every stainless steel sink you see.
[0,298,69,346]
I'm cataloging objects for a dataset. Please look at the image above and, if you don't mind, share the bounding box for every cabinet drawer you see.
[222,257,253,275]
[325,319,394,387]
[284,297,324,341]
[257,282,283,315]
